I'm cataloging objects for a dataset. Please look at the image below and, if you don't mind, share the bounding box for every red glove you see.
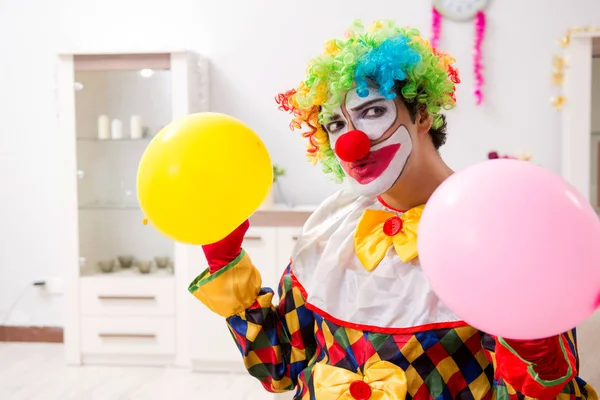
[202,220,250,274]
[495,336,576,398]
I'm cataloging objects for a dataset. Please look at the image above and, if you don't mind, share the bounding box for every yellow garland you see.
[551,25,600,110]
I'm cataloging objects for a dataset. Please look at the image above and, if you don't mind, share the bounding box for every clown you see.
[189,21,597,400]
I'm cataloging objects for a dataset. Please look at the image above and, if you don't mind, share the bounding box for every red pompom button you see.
[383,216,403,236]
[349,380,371,400]
[334,130,371,162]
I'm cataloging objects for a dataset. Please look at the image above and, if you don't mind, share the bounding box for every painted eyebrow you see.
[326,113,344,122]
[350,97,386,112]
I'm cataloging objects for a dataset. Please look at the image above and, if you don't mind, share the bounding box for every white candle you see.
[98,115,110,140]
[130,115,143,139]
[111,119,123,140]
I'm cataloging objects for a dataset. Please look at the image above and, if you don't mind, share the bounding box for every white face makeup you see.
[325,85,413,197]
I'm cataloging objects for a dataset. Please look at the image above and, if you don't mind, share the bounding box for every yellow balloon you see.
[137,112,273,245]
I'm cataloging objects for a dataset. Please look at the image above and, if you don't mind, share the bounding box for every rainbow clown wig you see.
[275,20,460,181]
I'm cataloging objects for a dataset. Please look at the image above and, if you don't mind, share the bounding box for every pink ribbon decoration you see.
[431,5,486,105]
[431,7,442,50]
[473,11,486,105]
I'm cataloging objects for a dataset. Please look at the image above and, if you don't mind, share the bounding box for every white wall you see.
[1,0,600,329]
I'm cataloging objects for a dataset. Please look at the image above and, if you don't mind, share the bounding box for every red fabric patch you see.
[413,383,432,399]
[231,329,248,349]
[290,329,307,351]
[260,377,276,393]
[446,370,469,395]
[393,333,412,348]
[315,325,326,347]
[465,331,484,356]
[350,335,377,366]
[247,300,263,311]
[254,346,280,365]
[426,342,451,366]
[327,341,348,365]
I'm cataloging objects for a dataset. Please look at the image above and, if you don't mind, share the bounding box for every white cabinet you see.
[244,227,278,290]
[187,224,307,399]
[275,227,303,270]
[188,224,306,375]
[58,49,209,366]
[80,277,175,316]
[187,242,246,373]
[81,316,176,357]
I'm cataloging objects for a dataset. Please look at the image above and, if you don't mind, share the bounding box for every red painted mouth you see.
[341,143,401,185]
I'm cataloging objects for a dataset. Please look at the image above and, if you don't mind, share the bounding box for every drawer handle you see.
[245,236,262,241]
[98,333,157,339]
[292,236,299,241]
[98,295,156,301]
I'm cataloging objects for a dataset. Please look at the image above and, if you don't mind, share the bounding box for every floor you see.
[0,343,286,400]
[1,337,599,400]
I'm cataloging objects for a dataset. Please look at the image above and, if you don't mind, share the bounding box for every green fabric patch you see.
[369,333,391,352]
[248,362,271,379]
[439,329,463,355]
[187,250,246,293]
[253,331,274,350]
[424,368,444,398]
[494,383,510,400]
[333,327,351,349]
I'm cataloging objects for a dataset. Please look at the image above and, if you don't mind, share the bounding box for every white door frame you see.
[561,32,598,200]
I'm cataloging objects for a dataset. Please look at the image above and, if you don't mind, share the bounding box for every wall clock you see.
[433,0,490,22]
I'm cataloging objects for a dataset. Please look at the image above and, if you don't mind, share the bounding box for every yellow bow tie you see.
[354,205,424,271]
[313,361,408,400]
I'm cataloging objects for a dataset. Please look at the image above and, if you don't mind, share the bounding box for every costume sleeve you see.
[484,329,597,399]
[188,250,317,393]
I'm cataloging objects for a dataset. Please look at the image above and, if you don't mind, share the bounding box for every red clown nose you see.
[334,130,371,162]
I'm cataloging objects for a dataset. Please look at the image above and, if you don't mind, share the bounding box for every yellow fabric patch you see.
[189,253,262,318]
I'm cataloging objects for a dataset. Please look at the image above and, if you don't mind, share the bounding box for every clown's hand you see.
[202,220,250,274]
[494,336,576,398]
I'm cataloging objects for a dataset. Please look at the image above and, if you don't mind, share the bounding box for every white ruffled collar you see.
[291,189,463,333]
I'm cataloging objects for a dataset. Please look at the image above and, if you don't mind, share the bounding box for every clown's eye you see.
[325,120,346,134]
[361,106,386,119]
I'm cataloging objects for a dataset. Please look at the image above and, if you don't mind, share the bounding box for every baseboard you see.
[0,326,63,343]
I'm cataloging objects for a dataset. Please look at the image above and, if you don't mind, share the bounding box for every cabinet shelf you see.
[81,268,173,278]
[79,203,140,210]
[77,137,153,142]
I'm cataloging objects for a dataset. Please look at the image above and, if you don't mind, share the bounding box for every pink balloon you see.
[418,159,600,340]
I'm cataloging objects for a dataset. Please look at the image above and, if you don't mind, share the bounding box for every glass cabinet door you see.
[75,66,174,276]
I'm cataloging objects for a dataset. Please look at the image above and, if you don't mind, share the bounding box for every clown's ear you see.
[416,105,433,134]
